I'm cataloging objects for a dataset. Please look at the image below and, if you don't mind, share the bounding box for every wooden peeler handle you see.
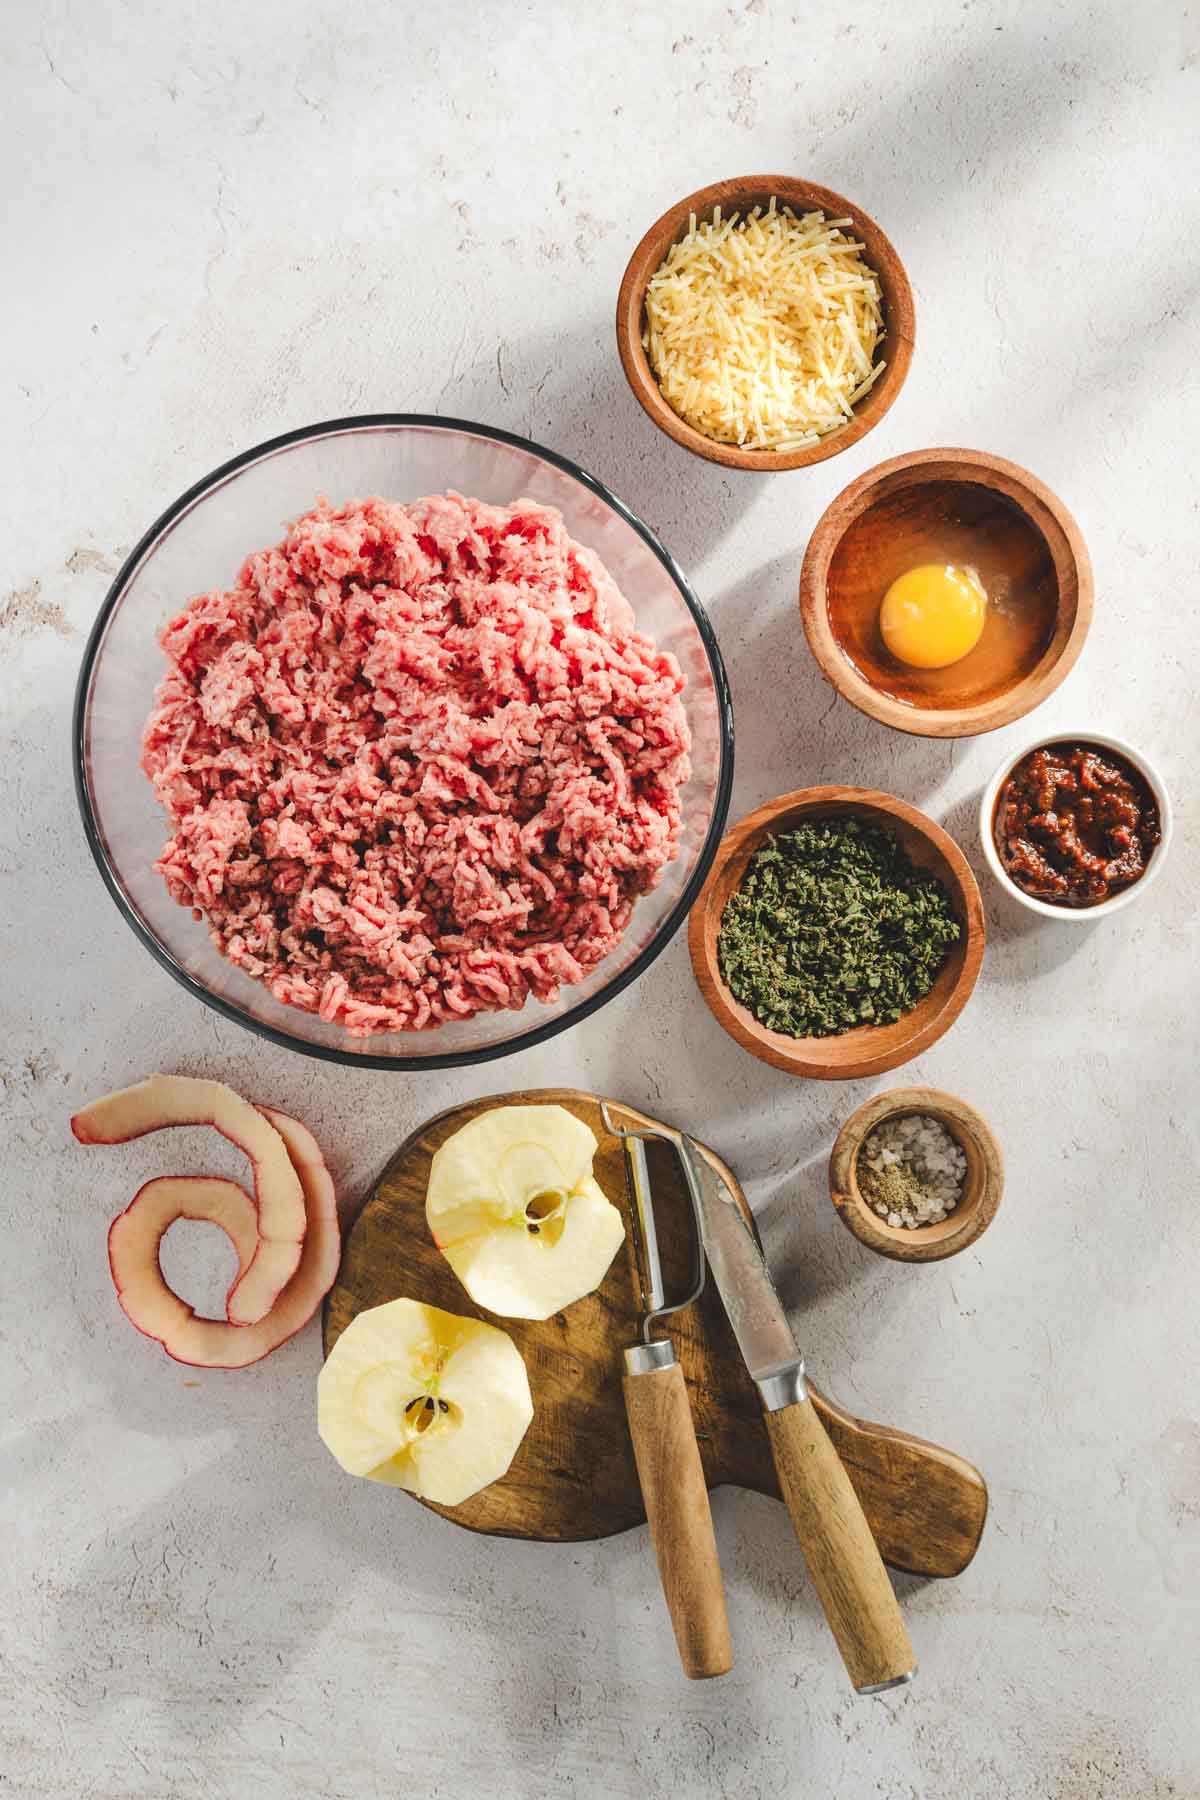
[622,1342,732,1679]
[764,1394,915,1692]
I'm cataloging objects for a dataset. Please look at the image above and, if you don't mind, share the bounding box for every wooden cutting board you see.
[323,1089,987,1577]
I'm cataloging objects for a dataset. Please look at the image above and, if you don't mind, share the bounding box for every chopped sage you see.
[717,817,960,1039]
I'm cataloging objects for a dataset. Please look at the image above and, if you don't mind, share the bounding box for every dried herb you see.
[717,817,960,1039]
[858,1162,926,1215]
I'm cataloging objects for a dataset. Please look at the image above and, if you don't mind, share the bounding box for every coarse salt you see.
[857,1113,967,1230]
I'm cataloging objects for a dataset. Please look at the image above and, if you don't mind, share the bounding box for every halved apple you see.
[318,1298,533,1506]
[99,1104,340,1369]
[72,1075,306,1326]
[425,1105,625,1320]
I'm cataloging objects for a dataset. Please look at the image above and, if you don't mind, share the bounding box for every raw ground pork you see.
[141,493,691,1035]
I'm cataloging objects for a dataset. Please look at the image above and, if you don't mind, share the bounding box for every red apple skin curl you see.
[72,1075,305,1325]
[100,1105,340,1369]
[108,1176,259,1347]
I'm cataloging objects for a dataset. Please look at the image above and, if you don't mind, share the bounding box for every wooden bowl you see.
[829,1087,1003,1263]
[800,448,1093,737]
[687,788,985,1080]
[615,176,915,472]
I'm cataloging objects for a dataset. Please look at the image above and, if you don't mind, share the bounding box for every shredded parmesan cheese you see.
[642,200,886,452]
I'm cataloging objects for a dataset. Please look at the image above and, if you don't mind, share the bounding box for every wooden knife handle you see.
[765,1395,916,1693]
[623,1353,733,1680]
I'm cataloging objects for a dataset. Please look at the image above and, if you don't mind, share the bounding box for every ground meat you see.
[141,493,691,1035]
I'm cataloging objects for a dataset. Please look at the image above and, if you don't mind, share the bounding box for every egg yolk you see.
[879,564,987,670]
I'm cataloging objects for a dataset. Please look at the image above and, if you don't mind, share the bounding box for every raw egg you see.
[879,564,987,670]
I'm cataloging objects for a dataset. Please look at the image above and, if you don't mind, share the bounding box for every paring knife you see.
[676,1131,917,1694]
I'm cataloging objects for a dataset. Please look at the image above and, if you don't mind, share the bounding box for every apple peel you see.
[72,1075,306,1326]
[108,1175,259,1348]
[99,1105,340,1369]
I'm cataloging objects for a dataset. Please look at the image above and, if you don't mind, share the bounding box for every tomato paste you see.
[993,741,1160,908]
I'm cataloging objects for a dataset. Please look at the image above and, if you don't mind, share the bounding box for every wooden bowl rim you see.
[799,447,1094,737]
[828,1086,1004,1263]
[686,786,985,1081]
[615,175,915,473]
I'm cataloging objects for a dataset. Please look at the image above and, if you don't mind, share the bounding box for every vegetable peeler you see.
[602,1102,733,1681]
[622,1114,916,1694]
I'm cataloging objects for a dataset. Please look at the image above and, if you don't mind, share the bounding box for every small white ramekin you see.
[979,729,1173,921]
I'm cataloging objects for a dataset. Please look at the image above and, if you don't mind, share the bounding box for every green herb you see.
[717,817,960,1039]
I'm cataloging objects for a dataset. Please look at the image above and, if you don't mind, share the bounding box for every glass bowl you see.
[74,415,734,1069]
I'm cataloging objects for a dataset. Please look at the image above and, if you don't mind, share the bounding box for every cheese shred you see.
[642,200,886,452]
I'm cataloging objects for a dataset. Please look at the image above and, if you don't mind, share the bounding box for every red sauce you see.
[993,741,1160,908]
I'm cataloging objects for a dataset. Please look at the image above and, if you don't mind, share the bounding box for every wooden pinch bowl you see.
[616,176,915,472]
[800,448,1093,737]
[829,1087,1003,1263]
[687,787,985,1081]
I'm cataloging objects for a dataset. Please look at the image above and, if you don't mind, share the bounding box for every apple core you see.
[426,1106,626,1319]
[319,1298,533,1507]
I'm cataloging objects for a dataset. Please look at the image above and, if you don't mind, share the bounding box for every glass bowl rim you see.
[72,411,736,1070]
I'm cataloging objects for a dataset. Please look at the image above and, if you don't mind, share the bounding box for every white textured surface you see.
[4,1,1198,1794]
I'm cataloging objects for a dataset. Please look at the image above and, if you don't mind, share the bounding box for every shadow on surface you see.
[426,312,766,575]
[714,550,960,811]
[802,10,1116,232]
[959,782,1097,982]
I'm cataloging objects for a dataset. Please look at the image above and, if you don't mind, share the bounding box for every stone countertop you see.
[4,1,1197,1794]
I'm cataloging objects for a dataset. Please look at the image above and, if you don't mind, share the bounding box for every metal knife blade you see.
[681,1136,807,1409]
